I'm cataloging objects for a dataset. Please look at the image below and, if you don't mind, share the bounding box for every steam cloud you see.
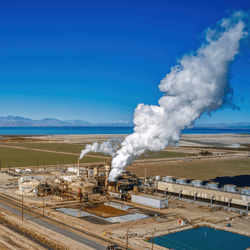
[79,137,123,159]
[80,12,249,181]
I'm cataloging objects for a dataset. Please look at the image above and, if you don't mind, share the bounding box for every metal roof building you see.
[131,194,168,209]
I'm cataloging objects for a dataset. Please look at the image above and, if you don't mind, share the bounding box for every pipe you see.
[164,188,168,196]
[210,195,214,204]
[194,193,197,201]
[179,190,182,199]
[77,159,80,177]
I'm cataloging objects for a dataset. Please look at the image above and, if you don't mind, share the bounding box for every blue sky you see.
[0,0,249,124]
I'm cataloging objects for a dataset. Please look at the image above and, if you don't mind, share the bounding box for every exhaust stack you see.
[105,164,111,189]
[77,159,80,177]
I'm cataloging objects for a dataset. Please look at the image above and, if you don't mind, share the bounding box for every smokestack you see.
[105,164,111,189]
[77,159,80,177]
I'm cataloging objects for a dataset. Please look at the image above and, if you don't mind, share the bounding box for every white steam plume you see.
[108,12,248,181]
[79,137,123,159]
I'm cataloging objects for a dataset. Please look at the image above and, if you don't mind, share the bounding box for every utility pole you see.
[37,159,38,169]
[43,198,44,218]
[44,162,45,169]
[151,230,154,250]
[144,168,147,179]
[126,227,129,250]
[22,194,23,221]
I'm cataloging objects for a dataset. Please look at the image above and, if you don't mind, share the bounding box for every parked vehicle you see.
[106,244,118,250]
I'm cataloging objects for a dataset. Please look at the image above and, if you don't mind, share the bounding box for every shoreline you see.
[0,133,249,149]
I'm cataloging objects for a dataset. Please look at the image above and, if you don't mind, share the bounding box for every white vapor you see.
[78,12,248,181]
[108,12,249,181]
[79,137,123,159]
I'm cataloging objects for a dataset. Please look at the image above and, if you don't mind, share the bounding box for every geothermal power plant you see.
[2,160,250,211]
[1,142,250,250]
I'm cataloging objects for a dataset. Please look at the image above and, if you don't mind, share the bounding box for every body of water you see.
[0,127,249,135]
[149,227,250,250]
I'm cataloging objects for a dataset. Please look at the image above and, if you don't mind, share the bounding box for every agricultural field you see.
[127,158,250,181]
[0,142,89,154]
[0,142,191,160]
[139,150,191,159]
[0,146,107,168]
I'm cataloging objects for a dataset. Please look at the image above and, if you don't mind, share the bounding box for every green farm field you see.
[139,151,190,159]
[0,142,191,160]
[0,146,107,168]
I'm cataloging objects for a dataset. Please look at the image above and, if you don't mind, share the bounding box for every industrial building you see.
[131,193,168,209]
[157,177,250,210]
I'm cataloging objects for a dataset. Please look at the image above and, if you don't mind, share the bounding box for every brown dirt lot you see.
[83,204,131,218]
[127,157,250,180]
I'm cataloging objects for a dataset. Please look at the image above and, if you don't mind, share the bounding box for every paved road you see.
[0,201,107,250]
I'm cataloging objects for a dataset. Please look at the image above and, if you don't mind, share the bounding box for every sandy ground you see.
[0,209,97,250]
[23,133,250,148]
[0,223,45,250]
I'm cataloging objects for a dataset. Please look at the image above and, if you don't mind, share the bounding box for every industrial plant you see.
[1,153,250,249]
[4,160,250,211]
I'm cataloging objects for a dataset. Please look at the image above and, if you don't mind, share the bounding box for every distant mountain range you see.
[0,116,134,127]
[194,122,250,129]
[0,116,249,128]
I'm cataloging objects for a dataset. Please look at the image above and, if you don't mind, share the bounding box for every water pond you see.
[149,227,250,250]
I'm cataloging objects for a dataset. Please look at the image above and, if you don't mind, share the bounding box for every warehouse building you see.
[131,194,168,209]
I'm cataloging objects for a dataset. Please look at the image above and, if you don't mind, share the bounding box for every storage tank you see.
[241,187,250,195]
[191,180,203,187]
[19,179,40,193]
[224,184,237,193]
[105,164,111,189]
[69,181,97,194]
[163,176,174,182]
[176,178,187,185]
[81,182,97,194]
[207,182,219,189]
